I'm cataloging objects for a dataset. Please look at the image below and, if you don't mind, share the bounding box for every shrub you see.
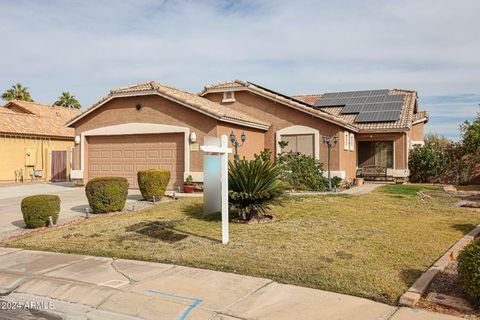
[85,176,128,213]
[408,142,447,183]
[228,159,284,220]
[137,169,170,200]
[277,151,328,191]
[21,195,60,228]
[458,238,480,307]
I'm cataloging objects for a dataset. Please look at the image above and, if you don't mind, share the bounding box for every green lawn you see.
[3,185,479,304]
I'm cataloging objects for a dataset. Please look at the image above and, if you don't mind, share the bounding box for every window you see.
[349,133,355,151]
[281,134,314,157]
[344,132,349,150]
[358,141,394,168]
[222,91,235,102]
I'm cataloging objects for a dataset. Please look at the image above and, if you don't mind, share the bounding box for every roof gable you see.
[66,81,270,130]
[200,80,359,132]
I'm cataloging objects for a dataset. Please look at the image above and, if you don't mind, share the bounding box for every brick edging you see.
[399,224,480,306]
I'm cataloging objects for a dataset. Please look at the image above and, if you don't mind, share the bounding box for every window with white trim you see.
[349,133,355,151]
[222,91,235,102]
[344,132,349,150]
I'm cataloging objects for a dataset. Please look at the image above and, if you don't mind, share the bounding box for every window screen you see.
[281,134,314,157]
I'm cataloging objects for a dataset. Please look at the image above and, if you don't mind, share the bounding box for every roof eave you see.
[66,90,269,130]
[200,85,360,132]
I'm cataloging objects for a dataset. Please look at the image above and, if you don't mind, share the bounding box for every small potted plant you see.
[183,175,194,193]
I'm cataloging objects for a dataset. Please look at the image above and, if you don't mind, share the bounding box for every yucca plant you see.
[228,159,284,221]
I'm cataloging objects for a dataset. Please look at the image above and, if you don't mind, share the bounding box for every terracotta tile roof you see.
[294,89,428,132]
[200,80,359,132]
[0,100,80,138]
[67,81,270,130]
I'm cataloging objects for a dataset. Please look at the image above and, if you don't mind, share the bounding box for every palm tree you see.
[54,92,81,109]
[1,83,33,101]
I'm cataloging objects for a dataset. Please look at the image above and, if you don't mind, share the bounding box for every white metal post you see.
[220,135,229,244]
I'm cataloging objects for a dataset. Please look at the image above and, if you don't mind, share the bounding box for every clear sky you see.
[0,0,478,140]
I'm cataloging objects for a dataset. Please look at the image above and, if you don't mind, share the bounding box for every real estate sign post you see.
[201,135,232,244]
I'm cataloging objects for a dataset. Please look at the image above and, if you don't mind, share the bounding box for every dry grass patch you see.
[3,185,480,304]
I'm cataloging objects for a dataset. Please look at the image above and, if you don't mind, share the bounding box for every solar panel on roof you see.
[341,105,365,113]
[355,110,401,123]
[385,95,404,102]
[312,89,404,123]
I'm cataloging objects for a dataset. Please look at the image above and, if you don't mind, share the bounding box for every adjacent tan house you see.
[66,80,428,189]
[0,100,81,183]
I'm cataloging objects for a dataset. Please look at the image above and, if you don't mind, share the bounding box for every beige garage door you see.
[87,133,184,190]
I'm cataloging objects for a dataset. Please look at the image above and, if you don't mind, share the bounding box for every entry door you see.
[51,150,67,181]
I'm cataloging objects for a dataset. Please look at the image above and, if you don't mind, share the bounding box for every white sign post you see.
[200,135,232,244]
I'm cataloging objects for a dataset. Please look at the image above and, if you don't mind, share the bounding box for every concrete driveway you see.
[0,183,88,240]
[0,183,144,241]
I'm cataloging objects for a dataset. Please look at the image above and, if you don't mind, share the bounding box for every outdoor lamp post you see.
[322,135,338,191]
[230,130,246,160]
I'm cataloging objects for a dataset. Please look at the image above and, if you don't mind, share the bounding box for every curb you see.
[399,224,480,307]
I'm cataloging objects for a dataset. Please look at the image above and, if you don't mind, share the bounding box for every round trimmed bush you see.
[85,176,128,213]
[458,237,480,307]
[21,195,60,228]
[137,169,170,200]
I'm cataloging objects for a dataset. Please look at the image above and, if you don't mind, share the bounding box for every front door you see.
[51,150,67,182]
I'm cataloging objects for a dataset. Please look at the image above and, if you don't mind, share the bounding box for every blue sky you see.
[0,0,478,140]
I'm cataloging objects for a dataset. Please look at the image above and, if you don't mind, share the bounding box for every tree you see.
[460,112,480,155]
[408,141,448,183]
[54,92,81,109]
[1,83,33,102]
[460,111,480,183]
[424,132,451,149]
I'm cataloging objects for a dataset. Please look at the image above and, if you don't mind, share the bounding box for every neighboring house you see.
[0,100,80,183]
[66,80,428,190]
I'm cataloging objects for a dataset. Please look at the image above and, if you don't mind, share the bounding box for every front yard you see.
[3,185,480,304]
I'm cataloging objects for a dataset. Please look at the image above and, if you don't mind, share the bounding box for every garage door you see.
[87,133,184,189]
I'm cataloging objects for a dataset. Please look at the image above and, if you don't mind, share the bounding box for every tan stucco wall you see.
[338,131,357,179]
[410,122,425,142]
[356,132,408,170]
[72,94,266,183]
[204,91,353,177]
[0,135,73,183]
[216,123,265,161]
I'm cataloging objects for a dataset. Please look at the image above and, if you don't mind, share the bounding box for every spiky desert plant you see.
[228,159,284,221]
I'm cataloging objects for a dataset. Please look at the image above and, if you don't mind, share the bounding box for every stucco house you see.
[66,80,428,189]
[0,100,80,183]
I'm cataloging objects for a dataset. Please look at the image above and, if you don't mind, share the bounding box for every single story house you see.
[0,100,80,183]
[66,80,428,189]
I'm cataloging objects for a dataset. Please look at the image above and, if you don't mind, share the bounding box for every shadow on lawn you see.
[451,223,478,235]
[399,268,424,287]
[125,220,188,243]
[181,203,221,222]
[125,219,221,243]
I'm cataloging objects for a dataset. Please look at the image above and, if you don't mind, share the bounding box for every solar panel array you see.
[313,89,405,123]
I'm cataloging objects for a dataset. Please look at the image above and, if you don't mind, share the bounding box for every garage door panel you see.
[87,133,184,189]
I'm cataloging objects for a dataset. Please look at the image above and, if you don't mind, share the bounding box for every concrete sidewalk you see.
[0,248,461,320]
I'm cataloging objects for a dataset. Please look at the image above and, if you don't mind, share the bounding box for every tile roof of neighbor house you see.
[66,81,270,130]
[199,80,360,132]
[293,89,429,132]
[0,100,80,138]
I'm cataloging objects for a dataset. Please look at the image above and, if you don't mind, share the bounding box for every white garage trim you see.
[71,123,189,180]
[275,125,320,160]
